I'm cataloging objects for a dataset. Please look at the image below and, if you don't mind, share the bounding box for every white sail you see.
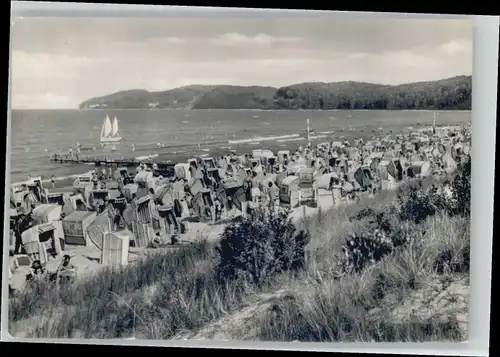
[112,116,119,137]
[100,122,106,138]
[103,115,113,138]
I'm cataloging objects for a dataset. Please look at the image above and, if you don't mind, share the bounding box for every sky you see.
[10,10,473,109]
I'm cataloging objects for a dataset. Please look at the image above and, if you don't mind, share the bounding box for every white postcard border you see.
[3,3,498,356]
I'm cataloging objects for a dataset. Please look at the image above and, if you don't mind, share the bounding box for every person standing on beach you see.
[267,181,279,213]
[15,212,34,254]
[106,199,119,232]
[261,178,269,206]
[94,196,104,213]
[251,172,260,204]
[214,197,223,222]
[14,216,24,255]
[92,179,99,192]
[51,175,55,189]
[208,173,217,190]
[329,176,338,206]
[116,172,124,187]
[15,202,24,216]
[243,175,252,200]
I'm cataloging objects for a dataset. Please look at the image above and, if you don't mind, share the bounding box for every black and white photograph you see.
[6,5,473,343]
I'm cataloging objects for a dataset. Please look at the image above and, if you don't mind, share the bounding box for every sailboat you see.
[100,114,122,144]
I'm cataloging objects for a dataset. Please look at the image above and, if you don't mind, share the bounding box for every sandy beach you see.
[9,186,345,294]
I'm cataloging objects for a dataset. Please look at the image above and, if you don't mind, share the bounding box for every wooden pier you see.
[50,153,175,170]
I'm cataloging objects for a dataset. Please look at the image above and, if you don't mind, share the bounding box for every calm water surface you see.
[9,109,471,183]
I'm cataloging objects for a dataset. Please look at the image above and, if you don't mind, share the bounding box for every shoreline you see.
[9,121,468,188]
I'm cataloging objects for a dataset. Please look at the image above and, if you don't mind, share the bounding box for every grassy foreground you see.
[9,158,471,341]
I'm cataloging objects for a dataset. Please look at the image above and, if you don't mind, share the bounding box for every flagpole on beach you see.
[433,112,438,135]
[306,118,311,147]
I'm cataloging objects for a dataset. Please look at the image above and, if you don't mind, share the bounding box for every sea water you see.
[9,109,471,184]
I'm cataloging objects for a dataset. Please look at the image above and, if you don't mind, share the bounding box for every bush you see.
[339,153,472,278]
[216,207,310,287]
[351,206,397,236]
[396,154,471,224]
[352,208,377,221]
[396,182,449,224]
[340,205,408,275]
[341,230,395,273]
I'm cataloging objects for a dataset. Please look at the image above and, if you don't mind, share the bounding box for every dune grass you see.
[257,213,469,342]
[9,241,257,339]
[9,161,471,341]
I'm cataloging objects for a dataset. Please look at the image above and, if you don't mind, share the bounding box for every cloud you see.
[345,52,369,60]
[12,93,75,109]
[439,39,472,55]
[10,51,113,108]
[150,77,236,90]
[9,17,472,109]
[379,49,440,69]
[140,36,187,49]
[11,51,106,82]
[153,36,187,44]
[210,33,301,46]
[10,45,472,109]
[11,16,472,57]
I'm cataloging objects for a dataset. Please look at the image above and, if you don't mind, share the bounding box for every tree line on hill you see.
[79,75,471,110]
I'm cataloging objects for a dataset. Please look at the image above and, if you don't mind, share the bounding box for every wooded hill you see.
[79,75,471,110]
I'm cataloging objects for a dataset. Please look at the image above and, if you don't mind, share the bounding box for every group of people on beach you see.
[10,122,471,257]
[7,121,472,299]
